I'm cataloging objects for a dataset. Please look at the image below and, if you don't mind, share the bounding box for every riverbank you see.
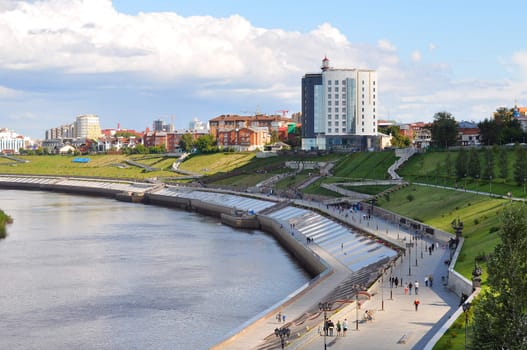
[0,175,467,349]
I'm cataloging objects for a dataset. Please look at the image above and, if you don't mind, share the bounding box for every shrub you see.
[473,218,479,225]
[489,226,499,234]
[406,194,414,202]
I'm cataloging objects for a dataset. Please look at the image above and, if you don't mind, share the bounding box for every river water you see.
[0,190,310,349]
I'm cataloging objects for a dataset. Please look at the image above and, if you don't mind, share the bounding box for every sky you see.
[1,0,527,139]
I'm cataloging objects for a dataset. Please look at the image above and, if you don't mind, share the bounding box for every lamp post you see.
[274,326,291,350]
[462,302,471,350]
[381,269,385,311]
[355,294,359,331]
[415,235,418,267]
[319,302,332,350]
[406,242,413,276]
[524,177,526,195]
[489,176,492,196]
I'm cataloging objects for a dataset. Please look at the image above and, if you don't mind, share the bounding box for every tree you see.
[472,206,527,349]
[445,151,453,177]
[499,147,509,180]
[431,111,458,148]
[478,118,500,146]
[514,145,527,186]
[179,133,194,152]
[468,148,481,178]
[455,148,468,179]
[195,134,217,153]
[483,148,494,180]
[270,130,280,144]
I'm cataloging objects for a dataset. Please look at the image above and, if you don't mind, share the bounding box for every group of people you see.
[275,312,286,323]
[322,318,349,337]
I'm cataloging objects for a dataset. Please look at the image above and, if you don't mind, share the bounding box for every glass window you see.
[342,108,346,113]
[342,94,346,99]
[335,107,339,113]
[362,87,365,92]
[342,80,346,85]
[335,100,339,106]
[328,107,331,113]
[328,87,332,92]
[342,87,346,92]
[335,121,339,126]
[335,87,339,93]
[373,101,376,106]
[328,94,331,99]
[342,128,346,133]
[362,94,364,98]
[362,101,364,105]
[334,94,338,99]
[328,121,332,126]
[328,101,332,106]
[328,80,332,85]
[328,114,332,119]
[342,121,346,126]
[373,88,376,92]
[362,80,364,84]
[373,94,376,99]
[328,128,332,133]
[335,80,339,85]
[362,121,364,126]
[362,128,364,132]
[373,81,375,85]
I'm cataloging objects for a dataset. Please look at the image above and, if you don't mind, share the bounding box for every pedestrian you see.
[282,314,286,323]
[277,312,281,323]
[342,319,348,336]
[395,276,399,288]
[414,298,420,311]
[424,275,429,287]
[336,320,342,336]
[404,284,409,295]
[414,281,419,295]
[408,281,413,295]
[429,275,433,287]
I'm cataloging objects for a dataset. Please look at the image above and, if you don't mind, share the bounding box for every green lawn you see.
[0,155,178,180]
[332,150,396,180]
[179,152,256,175]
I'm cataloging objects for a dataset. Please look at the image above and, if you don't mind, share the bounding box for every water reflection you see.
[0,190,310,349]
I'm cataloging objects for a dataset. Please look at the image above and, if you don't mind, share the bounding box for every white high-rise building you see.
[302,57,378,151]
[75,114,101,139]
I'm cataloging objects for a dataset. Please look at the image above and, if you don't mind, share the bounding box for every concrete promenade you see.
[217,200,460,350]
[292,202,460,350]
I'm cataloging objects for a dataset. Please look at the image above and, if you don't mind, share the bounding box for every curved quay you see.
[0,175,467,350]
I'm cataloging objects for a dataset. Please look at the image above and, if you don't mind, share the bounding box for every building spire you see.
[321,55,330,71]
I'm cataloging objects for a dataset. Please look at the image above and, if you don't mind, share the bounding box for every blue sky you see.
[1,0,527,139]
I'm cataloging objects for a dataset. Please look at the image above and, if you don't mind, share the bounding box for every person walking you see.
[424,275,429,287]
[408,281,413,295]
[395,276,399,288]
[282,314,286,323]
[414,281,419,295]
[342,319,348,336]
[276,312,281,323]
[336,320,342,336]
[414,298,420,311]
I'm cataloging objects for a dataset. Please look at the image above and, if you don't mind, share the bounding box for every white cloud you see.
[1,0,527,133]
[0,85,22,98]
[377,39,397,52]
[411,50,422,62]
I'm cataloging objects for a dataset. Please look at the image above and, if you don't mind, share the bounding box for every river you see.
[0,190,310,349]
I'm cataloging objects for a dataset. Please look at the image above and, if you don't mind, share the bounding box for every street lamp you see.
[406,242,413,275]
[524,177,526,195]
[489,176,492,196]
[355,294,359,331]
[319,302,332,350]
[380,269,385,311]
[274,326,291,350]
[462,302,471,350]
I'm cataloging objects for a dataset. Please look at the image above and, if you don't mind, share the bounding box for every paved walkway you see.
[292,202,460,349]
[215,200,460,350]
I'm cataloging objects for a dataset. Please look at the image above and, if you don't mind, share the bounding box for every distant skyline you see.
[1,0,527,139]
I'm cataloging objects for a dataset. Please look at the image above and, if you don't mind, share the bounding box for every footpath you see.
[215,200,460,350]
[297,203,460,349]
